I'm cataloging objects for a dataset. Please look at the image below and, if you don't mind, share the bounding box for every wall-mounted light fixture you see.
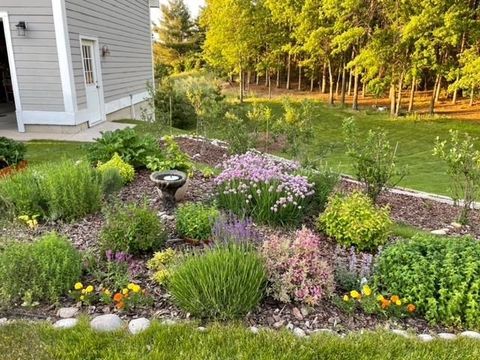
[101,45,110,57]
[15,21,27,37]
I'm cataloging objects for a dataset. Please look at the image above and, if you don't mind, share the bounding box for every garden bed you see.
[1,136,478,336]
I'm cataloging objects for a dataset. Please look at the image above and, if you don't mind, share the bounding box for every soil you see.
[1,136,478,335]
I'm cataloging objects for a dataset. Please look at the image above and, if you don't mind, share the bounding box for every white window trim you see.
[0,11,24,132]
[79,35,106,126]
[52,0,77,115]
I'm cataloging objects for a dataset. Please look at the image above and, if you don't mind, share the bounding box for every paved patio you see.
[0,107,134,142]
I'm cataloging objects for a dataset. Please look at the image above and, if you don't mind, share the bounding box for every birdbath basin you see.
[150,170,187,210]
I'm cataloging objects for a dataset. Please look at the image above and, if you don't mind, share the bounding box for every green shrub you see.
[168,245,267,320]
[0,160,102,221]
[318,192,392,252]
[0,233,82,305]
[146,136,193,175]
[0,137,26,168]
[343,118,407,203]
[97,153,135,183]
[176,203,220,241]
[374,234,480,328]
[100,168,124,197]
[86,128,160,168]
[100,202,167,255]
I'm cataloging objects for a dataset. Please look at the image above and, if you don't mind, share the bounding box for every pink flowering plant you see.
[215,151,315,225]
[262,227,335,305]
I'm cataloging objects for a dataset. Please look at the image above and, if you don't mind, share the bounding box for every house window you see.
[81,44,95,85]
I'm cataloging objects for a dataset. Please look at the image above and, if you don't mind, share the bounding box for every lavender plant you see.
[215,152,315,225]
[212,214,262,246]
[333,245,374,292]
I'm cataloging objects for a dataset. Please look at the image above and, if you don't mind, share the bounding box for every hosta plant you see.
[262,227,334,306]
[215,151,314,225]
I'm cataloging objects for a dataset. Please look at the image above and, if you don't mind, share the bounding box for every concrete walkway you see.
[0,114,135,143]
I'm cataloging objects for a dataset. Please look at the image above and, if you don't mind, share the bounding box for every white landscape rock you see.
[128,318,151,335]
[293,327,307,338]
[56,307,79,319]
[90,314,124,332]
[0,318,8,326]
[437,333,457,340]
[250,326,259,334]
[430,229,448,236]
[53,318,79,330]
[417,334,434,342]
[460,331,480,340]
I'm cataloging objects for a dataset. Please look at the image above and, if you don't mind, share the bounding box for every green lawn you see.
[25,141,87,165]
[0,321,479,360]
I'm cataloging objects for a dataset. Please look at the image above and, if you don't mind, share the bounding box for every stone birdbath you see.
[150,170,187,211]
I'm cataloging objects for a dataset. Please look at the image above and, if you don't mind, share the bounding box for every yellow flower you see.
[350,290,361,299]
[343,295,349,302]
[86,285,94,293]
[376,294,385,302]
[122,288,129,295]
[74,282,83,290]
[362,285,372,296]
[81,288,87,294]
[395,299,402,306]
[391,295,400,303]
[104,289,111,296]
[132,284,141,293]
[18,215,29,221]
[80,295,85,301]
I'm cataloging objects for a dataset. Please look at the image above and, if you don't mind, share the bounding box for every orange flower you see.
[390,295,400,303]
[115,301,125,310]
[407,304,416,313]
[113,293,123,302]
[381,299,391,309]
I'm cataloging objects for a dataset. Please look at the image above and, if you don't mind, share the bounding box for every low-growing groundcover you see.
[1,321,480,360]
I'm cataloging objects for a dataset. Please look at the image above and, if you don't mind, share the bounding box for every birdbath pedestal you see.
[150,170,187,211]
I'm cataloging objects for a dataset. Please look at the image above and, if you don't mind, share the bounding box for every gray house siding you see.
[65,0,152,112]
[1,0,64,112]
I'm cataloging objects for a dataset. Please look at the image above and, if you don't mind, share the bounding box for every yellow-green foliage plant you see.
[97,153,135,183]
[317,192,392,252]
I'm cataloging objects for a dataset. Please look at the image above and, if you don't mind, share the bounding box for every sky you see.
[151,0,205,25]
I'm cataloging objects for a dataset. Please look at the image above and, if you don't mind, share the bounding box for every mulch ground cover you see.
[1,136,478,335]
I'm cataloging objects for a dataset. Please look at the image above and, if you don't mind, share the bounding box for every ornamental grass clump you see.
[215,152,314,225]
[262,227,334,306]
[167,245,267,320]
[374,234,480,328]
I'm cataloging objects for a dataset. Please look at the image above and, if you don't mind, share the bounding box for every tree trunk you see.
[335,66,342,96]
[352,70,359,111]
[321,62,327,93]
[310,75,314,92]
[239,69,244,103]
[470,86,475,106]
[395,72,404,116]
[268,72,272,99]
[298,66,302,90]
[453,33,466,104]
[389,77,396,116]
[246,71,251,91]
[328,60,334,105]
[429,75,440,115]
[347,69,353,96]
[286,53,291,90]
[340,63,347,106]
[362,80,366,98]
[435,76,442,102]
[276,68,280,88]
[256,72,260,85]
[408,76,416,113]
